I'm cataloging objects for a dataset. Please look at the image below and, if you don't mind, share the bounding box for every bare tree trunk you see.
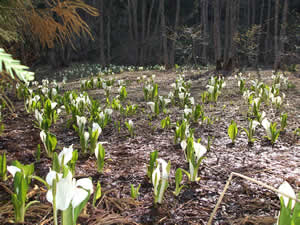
[170,0,180,67]
[201,0,208,65]
[248,0,251,27]
[252,0,256,25]
[231,0,239,65]
[213,0,222,70]
[223,0,231,66]
[127,0,134,41]
[107,0,112,64]
[160,0,168,67]
[131,0,139,65]
[280,0,288,60]
[145,0,156,63]
[139,0,146,65]
[256,0,265,66]
[264,0,272,64]
[99,0,105,65]
[274,0,280,70]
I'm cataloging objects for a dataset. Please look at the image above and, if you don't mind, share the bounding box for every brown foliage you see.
[0,0,99,48]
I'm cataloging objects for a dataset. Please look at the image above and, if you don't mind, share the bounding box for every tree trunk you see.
[248,0,251,27]
[280,0,288,61]
[256,0,265,66]
[160,0,168,67]
[99,0,105,65]
[213,0,222,70]
[145,0,156,64]
[223,0,231,66]
[107,0,112,64]
[139,0,146,65]
[252,0,256,25]
[274,0,280,70]
[131,0,139,65]
[170,0,180,67]
[201,0,208,65]
[264,0,272,64]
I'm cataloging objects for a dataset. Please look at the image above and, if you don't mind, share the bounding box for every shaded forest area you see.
[1,0,300,72]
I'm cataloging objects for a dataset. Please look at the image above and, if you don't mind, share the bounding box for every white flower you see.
[164,98,171,105]
[252,120,260,130]
[178,92,185,100]
[52,88,57,96]
[278,181,296,209]
[76,116,87,131]
[92,123,102,135]
[35,109,43,125]
[168,92,174,99]
[7,166,21,177]
[207,85,214,94]
[262,118,271,138]
[46,169,63,186]
[189,97,195,105]
[40,130,46,143]
[50,101,57,110]
[194,142,207,161]
[99,111,105,119]
[58,145,74,166]
[156,158,169,179]
[147,102,155,113]
[152,164,160,196]
[46,171,93,211]
[181,140,187,151]
[84,131,89,142]
[184,107,192,116]
[128,119,133,127]
[105,108,113,115]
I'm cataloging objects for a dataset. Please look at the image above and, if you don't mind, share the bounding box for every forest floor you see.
[0,68,299,225]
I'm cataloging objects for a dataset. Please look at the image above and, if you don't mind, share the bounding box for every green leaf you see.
[228,121,238,143]
[147,150,158,180]
[0,153,7,181]
[73,191,91,224]
[93,181,101,207]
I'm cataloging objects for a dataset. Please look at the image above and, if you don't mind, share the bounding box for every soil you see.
[0,68,299,225]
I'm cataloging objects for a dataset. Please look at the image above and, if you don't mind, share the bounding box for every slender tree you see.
[99,0,105,65]
[170,0,181,67]
[213,0,222,70]
[160,0,168,67]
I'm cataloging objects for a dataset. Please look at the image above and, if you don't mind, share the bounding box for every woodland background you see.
[0,0,300,72]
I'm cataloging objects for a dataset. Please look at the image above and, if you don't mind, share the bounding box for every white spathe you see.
[46,171,93,211]
[7,165,21,177]
[278,181,296,209]
[58,145,74,166]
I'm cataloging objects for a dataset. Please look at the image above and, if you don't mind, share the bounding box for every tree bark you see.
[107,0,112,64]
[274,0,280,70]
[223,0,231,66]
[264,0,272,64]
[213,0,222,70]
[252,0,256,25]
[139,0,146,65]
[160,0,168,67]
[170,0,180,67]
[256,0,265,66]
[131,0,139,64]
[201,0,208,65]
[280,0,288,59]
[99,0,105,65]
[248,0,251,27]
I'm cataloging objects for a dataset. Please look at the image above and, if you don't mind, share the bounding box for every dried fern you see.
[0,0,99,48]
